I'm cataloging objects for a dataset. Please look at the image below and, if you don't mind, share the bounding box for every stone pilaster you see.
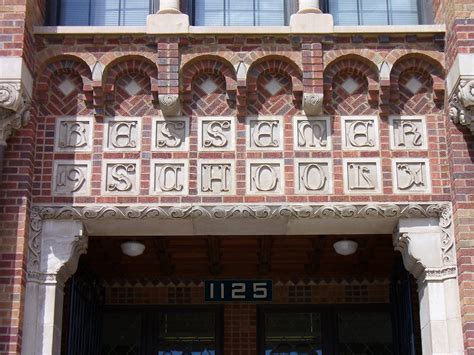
[393,216,464,355]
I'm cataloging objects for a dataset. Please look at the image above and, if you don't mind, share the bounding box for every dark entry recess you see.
[65,271,103,355]
[258,304,396,355]
[100,306,223,355]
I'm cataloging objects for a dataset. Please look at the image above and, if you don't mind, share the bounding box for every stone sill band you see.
[34,24,446,35]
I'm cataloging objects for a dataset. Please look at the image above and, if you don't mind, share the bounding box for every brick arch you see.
[323,58,379,110]
[244,51,303,73]
[103,56,158,92]
[246,56,303,94]
[98,46,157,69]
[36,50,96,73]
[181,57,237,94]
[390,55,445,114]
[384,49,444,70]
[324,55,380,83]
[324,50,383,71]
[36,57,93,101]
[36,58,93,115]
[180,51,241,71]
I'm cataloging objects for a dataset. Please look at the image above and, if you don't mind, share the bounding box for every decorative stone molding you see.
[29,203,446,223]
[159,94,181,117]
[23,220,87,355]
[392,207,464,355]
[449,80,474,132]
[393,205,455,282]
[28,217,88,284]
[0,82,31,145]
[303,93,324,116]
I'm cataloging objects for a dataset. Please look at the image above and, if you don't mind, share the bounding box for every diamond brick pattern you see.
[250,73,297,116]
[107,74,155,117]
[324,59,378,116]
[199,78,219,95]
[341,77,360,95]
[331,72,375,116]
[185,72,234,117]
[124,79,143,96]
[264,78,284,96]
[58,78,76,97]
[41,72,90,116]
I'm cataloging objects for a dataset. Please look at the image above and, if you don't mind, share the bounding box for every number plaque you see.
[204,280,272,302]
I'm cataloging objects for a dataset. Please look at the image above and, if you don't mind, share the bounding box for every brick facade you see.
[1,0,474,354]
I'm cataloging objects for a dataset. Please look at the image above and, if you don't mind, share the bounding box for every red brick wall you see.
[0,118,37,354]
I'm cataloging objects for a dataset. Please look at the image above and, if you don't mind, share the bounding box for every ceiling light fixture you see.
[333,240,358,256]
[120,241,146,257]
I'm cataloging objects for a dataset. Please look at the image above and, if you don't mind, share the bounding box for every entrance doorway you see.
[259,305,393,354]
[61,234,420,354]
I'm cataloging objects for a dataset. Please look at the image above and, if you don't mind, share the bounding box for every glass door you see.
[259,305,395,355]
[100,306,223,355]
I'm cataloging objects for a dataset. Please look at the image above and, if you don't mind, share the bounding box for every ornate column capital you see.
[28,216,88,286]
[393,206,456,283]
[0,81,31,146]
[449,79,474,132]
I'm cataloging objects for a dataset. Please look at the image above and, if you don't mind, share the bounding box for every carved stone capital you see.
[0,82,31,145]
[393,206,456,283]
[449,79,474,132]
[303,93,324,116]
[27,216,88,285]
[0,82,22,111]
[159,94,181,117]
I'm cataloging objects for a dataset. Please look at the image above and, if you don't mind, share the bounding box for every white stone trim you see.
[197,159,236,195]
[23,220,87,355]
[391,158,431,194]
[52,160,92,197]
[151,116,189,151]
[294,158,333,195]
[342,158,382,195]
[246,116,284,151]
[293,115,332,151]
[149,159,189,196]
[388,115,428,150]
[101,159,141,195]
[54,116,94,152]
[197,116,236,152]
[34,24,446,35]
[447,53,474,97]
[393,217,464,355]
[103,116,141,152]
[341,116,380,151]
[246,159,285,195]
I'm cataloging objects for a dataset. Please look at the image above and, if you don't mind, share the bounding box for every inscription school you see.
[52,115,431,196]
